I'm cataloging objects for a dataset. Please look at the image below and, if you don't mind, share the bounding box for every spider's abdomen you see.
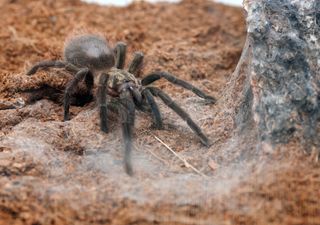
[64,34,115,71]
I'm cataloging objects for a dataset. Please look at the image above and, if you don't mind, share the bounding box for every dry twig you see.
[152,134,208,178]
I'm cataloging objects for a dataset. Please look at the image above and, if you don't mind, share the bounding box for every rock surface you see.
[243,0,320,148]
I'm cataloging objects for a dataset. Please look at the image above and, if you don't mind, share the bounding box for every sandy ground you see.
[0,0,319,224]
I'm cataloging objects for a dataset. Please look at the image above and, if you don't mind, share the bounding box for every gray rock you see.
[241,0,320,148]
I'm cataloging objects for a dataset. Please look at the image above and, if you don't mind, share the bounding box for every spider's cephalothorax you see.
[27,34,216,175]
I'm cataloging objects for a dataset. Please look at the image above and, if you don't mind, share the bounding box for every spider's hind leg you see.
[97,73,109,133]
[27,60,80,76]
[147,87,210,147]
[22,85,62,103]
[27,60,66,75]
[63,68,90,121]
[142,71,216,103]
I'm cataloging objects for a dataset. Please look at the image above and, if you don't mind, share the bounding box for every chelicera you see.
[27,34,216,175]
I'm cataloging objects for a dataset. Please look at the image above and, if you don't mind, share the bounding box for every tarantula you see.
[27,34,216,175]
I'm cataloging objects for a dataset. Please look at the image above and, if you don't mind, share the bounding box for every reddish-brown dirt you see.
[0,0,319,225]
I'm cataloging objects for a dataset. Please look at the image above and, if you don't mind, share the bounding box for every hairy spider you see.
[27,34,216,175]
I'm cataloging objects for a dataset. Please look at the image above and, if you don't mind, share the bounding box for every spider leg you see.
[147,87,210,146]
[116,82,144,111]
[129,87,142,106]
[85,70,94,93]
[133,94,151,112]
[97,73,109,133]
[67,69,95,106]
[128,52,144,75]
[27,60,80,75]
[21,85,62,103]
[142,71,216,103]
[114,42,127,69]
[64,68,90,121]
[119,89,135,175]
[142,89,163,129]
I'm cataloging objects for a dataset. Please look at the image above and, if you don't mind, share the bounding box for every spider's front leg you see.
[128,52,144,76]
[142,89,163,129]
[119,89,136,176]
[147,87,211,147]
[114,42,127,69]
[142,71,216,104]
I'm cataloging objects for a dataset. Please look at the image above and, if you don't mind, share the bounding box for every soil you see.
[0,0,319,225]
